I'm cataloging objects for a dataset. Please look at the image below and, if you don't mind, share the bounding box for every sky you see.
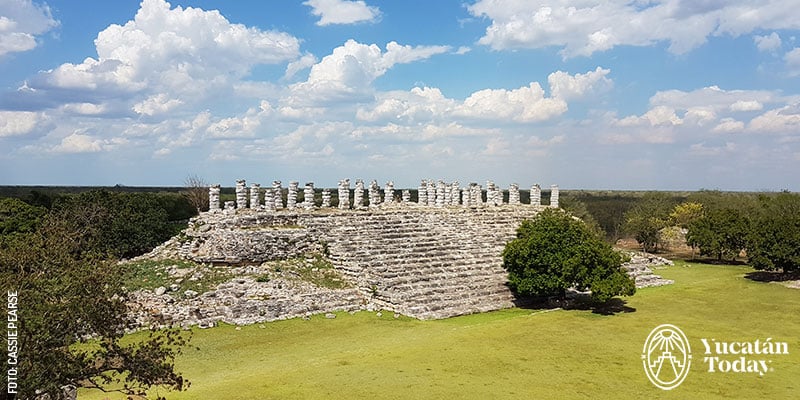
[1,0,800,190]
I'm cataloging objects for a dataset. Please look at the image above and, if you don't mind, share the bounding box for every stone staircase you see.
[301,207,540,319]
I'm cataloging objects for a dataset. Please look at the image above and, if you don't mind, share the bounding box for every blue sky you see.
[1,0,800,190]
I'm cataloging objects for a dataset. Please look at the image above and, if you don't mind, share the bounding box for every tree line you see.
[621,191,800,274]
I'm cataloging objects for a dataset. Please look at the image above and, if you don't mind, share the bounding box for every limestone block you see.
[235,179,247,209]
[509,183,520,205]
[550,184,559,208]
[304,182,315,210]
[287,181,299,210]
[209,184,221,211]
[354,179,365,209]
[272,181,283,209]
[250,183,261,209]
[531,184,541,207]
[322,188,331,208]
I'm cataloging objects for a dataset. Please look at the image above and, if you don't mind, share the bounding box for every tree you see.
[184,174,209,213]
[0,200,190,399]
[50,191,178,259]
[686,207,749,261]
[622,192,676,252]
[747,192,800,274]
[0,197,46,235]
[502,208,636,303]
[670,202,703,228]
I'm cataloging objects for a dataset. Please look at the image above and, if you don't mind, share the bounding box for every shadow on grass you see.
[511,293,636,316]
[684,258,749,266]
[744,270,800,283]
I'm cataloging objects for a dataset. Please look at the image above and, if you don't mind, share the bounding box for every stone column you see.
[322,188,331,208]
[272,181,283,209]
[462,187,470,207]
[550,184,559,208]
[287,181,299,210]
[474,184,484,206]
[303,182,315,210]
[436,180,446,207]
[418,180,427,205]
[450,181,460,206]
[235,179,247,209]
[338,179,351,210]
[354,179,365,209]
[509,183,520,205]
[249,183,261,209]
[264,185,275,211]
[401,189,411,204]
[531,184,541,207]
[368,180,380,208]
[384,181,395,204]
[427,180,436,206]
[486,181,497,206]
[208,184,221,211]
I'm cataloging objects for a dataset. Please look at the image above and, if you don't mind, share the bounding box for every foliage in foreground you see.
[502,208,635,303]
[0,195,192,399]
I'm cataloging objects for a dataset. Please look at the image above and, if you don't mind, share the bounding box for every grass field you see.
[80,261,799,399]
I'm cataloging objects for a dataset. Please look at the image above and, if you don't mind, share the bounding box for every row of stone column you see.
[208,179,559,211]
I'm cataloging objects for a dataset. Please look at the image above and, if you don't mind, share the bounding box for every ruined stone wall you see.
[137,178,669,324]
[172,206,543,319]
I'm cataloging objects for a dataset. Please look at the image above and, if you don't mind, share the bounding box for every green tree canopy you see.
[48,190,191,259]
[502,208,636,303]
[0,196,191,399]
[622,192,677,252]
[747,192,800,273]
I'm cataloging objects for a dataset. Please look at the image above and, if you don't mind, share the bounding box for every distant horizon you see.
[0,182,792,193]
[2,1,799,191]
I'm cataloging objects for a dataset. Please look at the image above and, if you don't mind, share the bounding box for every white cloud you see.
[356,87,455,123]
[29,0,301,107]
[468,0,800,58]
[288,40,450,105]
[50,132,127,153]
[754,32,781,52]
[749,103,800,133]
[356,68,608,125]
[617,106,683,127]
[0,110,41,136]
[0,0,58,57]
[133,93,183,116]
[785,47,800,76]
[454,83,567,122]
[730,100,764,112]
[689,142,737,156]
[712,118,745,133]
[284,53,318,80]
[455,46,471,55]
[482,137,511,156]
[548,67,612,100]
[60,102,108,116]
[304,0,380,26]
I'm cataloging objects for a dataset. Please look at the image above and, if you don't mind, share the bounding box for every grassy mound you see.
[80,261,799,399]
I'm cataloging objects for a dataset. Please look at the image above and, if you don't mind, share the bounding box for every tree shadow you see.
[744,270,800,283]
[511,292,636,316]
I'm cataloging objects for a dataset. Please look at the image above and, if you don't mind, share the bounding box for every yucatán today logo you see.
[642,324,789,390]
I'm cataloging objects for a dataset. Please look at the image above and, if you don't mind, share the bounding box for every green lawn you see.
[80,262,799,399]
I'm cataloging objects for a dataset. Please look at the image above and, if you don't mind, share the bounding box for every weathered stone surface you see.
[137,179,657,326]
[620,252,674,288]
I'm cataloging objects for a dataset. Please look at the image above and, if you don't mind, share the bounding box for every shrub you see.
[503,208,635,303]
